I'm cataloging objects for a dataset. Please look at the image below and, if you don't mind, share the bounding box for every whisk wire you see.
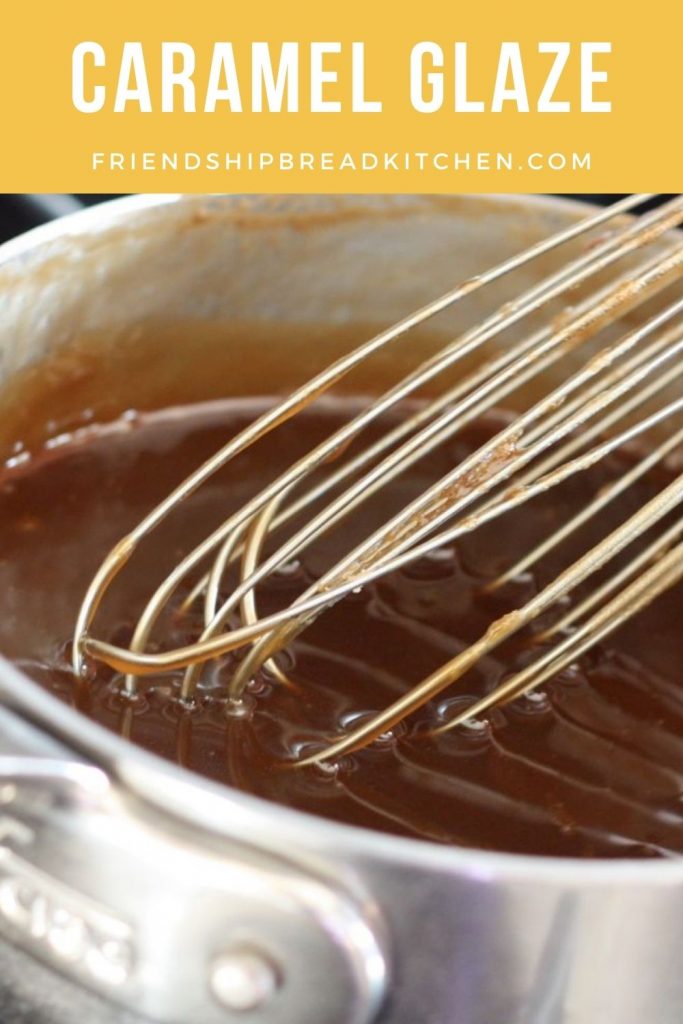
[298,471,683,763]
[226,258,683,697]
[436,537,683,734]
[74,191,655,681]
[81,198,679,692]
[74,195,683,769]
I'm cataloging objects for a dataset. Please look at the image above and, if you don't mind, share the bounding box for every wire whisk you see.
[73,194,683,766]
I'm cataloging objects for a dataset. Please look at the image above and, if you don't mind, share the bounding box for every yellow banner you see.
[0,0,679,191]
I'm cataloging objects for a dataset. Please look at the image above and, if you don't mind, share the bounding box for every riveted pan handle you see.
[0,711,388,1024]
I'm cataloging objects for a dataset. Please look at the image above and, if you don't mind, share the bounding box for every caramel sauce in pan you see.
[1,394,682,859]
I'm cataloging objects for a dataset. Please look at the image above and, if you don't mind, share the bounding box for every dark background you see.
[0,194,676,245]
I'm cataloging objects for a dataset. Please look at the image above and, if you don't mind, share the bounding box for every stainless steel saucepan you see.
[0,193,681,1024]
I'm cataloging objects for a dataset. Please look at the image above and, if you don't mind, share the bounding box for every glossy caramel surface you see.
[1,397,682,858]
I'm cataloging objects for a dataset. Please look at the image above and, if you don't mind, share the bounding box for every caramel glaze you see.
[1,396,682,859]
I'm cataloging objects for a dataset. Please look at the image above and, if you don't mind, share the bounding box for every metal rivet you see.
[210,949,280,1013]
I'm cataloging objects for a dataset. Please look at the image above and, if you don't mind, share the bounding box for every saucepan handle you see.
[0,703,387,1024]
